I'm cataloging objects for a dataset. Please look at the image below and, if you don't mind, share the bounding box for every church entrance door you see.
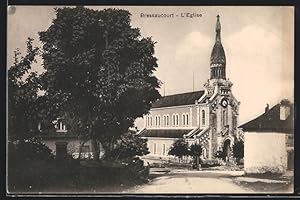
[223,139,231,162]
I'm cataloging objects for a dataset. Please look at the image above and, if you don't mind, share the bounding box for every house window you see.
[202,110,205,126]
[57,120,67,132]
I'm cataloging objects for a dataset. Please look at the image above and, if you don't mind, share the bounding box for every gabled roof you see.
[138,129,194,138]
[151,91,204,108]
[239,102,294,133]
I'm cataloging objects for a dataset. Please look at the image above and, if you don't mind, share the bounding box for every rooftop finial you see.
[216,15,221,34]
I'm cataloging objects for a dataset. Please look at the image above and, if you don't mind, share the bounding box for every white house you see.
[240,99,294,174]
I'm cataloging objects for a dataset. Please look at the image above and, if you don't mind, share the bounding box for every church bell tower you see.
[202,15,240,160]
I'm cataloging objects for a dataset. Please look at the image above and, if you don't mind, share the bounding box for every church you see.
[137,15,240,161]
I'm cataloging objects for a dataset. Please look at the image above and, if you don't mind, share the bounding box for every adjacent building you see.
[137,15,240,162]
[240,99,294,174]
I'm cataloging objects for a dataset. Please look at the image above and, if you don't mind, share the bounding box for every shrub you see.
[232,140,244,164]
[9,137,54,162]
[168,139,189,163]
[110,132,150,160]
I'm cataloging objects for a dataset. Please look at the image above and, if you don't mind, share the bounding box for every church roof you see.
[239,101,294,133]
[139,129,194,138]
[151,90,204,108]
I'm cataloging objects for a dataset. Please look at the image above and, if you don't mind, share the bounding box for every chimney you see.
[265,104,269,113]
[280,99,291,121]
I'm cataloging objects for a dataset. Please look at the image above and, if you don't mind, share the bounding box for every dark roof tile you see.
[151,91,204,108]
[139,129,194,138]
[239,103,294,133]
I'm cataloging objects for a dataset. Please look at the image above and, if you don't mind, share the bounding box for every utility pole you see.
[193,72,195,92]
[163,81,166,96]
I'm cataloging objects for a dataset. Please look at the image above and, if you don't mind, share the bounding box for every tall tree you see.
[8,38,40,141]
[39,7,161,160]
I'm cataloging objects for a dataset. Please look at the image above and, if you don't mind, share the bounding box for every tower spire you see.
[216,14,221,42]
[210,15,226,80]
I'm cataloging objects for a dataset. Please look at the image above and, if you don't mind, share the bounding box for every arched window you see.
[186,113,189,126]
[158,116,161,126]
[172,114,176,126]
[147,117,149,127]
[202,110,205,126]
[202,148,207,159]
[182,114,186,126]
[222,110,227,126]
[166,115,169,126]
[176,114,179,126]
[150,117,152,127]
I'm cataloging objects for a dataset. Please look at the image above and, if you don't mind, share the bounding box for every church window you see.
[172,114,176,126]
[202,148,207,159]
[222,110,228,126]
[150,117,152,127]
[202,110,205,126]
[166,115,169,126]
[186,114,189,126]
[158,116,161,126]
[147,117,149,127]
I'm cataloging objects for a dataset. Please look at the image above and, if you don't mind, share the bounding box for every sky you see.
[7,6,294,129]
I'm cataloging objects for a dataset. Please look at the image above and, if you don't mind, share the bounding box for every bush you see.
[168,139,189,163]
[200,159,220,168]
[9,137,54,162]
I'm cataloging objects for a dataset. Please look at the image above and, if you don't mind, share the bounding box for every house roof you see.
[239,102,294,133]
[151,91,204,108]
[139,129,194,138]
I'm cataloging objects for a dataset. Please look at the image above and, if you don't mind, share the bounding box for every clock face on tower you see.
[221,98,228,108]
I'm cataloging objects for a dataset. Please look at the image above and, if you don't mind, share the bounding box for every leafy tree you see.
[8,38,40,141]
[215,149,226,160]
[39,7,160,160]
[168,139,189,163]
[110,131,149,160]
[232,140,244,164]
[189,143,202,169]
